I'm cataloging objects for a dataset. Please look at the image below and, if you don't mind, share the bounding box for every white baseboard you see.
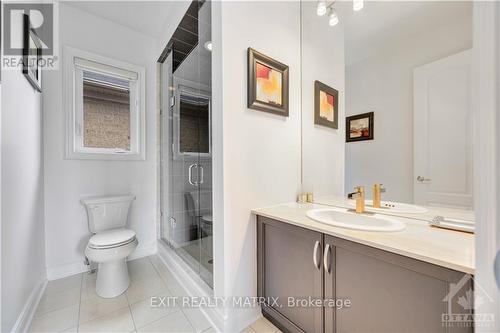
[157,241,260,333]
[46,241,158,281]
[46,261,89,281]
[10,279,47,333]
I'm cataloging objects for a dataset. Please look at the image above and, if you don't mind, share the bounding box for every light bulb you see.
[329,9,339,26]
[204,41,212,52]
[353,0,364,11]
[317,1,327,16]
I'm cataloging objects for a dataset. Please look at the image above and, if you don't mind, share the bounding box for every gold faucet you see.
[348,186,365,213]
[372,184,386,208]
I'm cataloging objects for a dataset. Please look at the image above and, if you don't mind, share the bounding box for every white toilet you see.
[81,195,138,298]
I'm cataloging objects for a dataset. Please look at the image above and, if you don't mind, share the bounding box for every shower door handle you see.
[198,165,204,185]
[188,164,197,186]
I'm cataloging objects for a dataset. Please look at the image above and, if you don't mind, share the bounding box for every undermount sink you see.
[347,200,428,214]
[306,207,406,232]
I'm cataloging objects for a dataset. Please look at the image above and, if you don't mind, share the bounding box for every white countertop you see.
[252,202,475,274]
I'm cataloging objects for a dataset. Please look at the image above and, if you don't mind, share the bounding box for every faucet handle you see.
[374,183,386,193]
[348,191,361,199]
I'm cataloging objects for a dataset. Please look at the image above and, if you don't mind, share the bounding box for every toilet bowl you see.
[81,195,138,298]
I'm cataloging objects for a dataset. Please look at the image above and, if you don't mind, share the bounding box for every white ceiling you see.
[337,1,472,65]
[64,1,472,65]
[64,1,185,38]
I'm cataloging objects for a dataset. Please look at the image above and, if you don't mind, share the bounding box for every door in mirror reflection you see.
[414,50,473,209]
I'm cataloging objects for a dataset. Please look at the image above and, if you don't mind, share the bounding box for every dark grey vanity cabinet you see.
[257,216,473,333]
[257,216,324,333]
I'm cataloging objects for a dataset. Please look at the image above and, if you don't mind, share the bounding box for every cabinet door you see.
[257,216,323,333]
[324,235,472,333]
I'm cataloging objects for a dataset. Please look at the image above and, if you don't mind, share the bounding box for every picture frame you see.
[314,80,339,129]
[23,14,42,92]
[346,112,374,142]
[247,48,289,116]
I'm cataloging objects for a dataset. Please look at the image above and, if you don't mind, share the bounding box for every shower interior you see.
[159,0,213,288]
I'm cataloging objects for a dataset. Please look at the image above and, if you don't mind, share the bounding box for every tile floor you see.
[29,256,280,333]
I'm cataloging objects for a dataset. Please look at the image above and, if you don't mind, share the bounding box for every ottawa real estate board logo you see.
[442,274,495,328]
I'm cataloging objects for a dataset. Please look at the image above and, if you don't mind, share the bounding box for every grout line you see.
[76,272,87,332]
[148,255,170,286]
[29,275,83,333]
[125,293,138,332]
[179,309,198,333]
[32,290,81,319]
[77,273,84,332]
[143,256,204,332]
[133,308,183,332]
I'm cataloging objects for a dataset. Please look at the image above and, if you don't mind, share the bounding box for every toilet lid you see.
[89,228,136,249]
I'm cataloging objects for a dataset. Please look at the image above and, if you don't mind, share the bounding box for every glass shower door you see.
[171,86,210,281]
[160,0,213,288]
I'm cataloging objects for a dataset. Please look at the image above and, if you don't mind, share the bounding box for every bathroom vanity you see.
[254,203,474,333]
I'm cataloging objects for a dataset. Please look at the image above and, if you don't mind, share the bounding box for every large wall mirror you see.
[300,1,474,222]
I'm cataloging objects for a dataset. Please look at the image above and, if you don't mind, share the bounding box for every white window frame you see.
[63,46,146,160]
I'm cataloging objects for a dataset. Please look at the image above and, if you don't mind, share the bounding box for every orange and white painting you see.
[319,90,335,122]
[346,112,374,142]
[255,62,282,106]
[349,117,370,138]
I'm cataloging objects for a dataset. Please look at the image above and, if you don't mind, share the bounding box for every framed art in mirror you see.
[23,14,42,92]
[314,80,338,129]
[346,112,374,142]
[247,48,289,116]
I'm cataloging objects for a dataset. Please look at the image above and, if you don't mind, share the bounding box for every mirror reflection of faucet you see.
[372,184,386,208]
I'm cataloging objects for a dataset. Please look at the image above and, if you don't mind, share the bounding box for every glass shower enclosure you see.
[159,0,213,288]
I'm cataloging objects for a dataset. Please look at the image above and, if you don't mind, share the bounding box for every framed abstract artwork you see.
[314,80,338,129]
[23,14,42,92]
[346,112,374,142]
[247,48,289,116]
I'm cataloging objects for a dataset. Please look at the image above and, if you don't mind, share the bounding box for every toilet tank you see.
[81,195,135,233]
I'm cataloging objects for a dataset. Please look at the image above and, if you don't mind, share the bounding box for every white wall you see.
[211,3,347,329]
[301,1,346,197]
[214,0,302,327]
[1,43,46,332]
[345,14,472,202]
[43,3,158,279]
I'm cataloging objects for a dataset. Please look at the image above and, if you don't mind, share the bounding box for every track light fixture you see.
[316,0,364,27]
[353,0,364,11]
[316,0,327,16]
[329,9,339,26]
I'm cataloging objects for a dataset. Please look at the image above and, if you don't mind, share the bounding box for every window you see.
[64,47,145,160]
[179,93,210,154]
[172,82,212,159]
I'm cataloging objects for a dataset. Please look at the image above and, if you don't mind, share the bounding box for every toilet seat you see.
[89,228,136,249]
